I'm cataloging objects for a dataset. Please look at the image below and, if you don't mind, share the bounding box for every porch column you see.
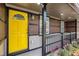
[41,3,47,56]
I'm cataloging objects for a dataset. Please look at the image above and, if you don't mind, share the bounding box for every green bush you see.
[49,42,79,56]
[65,44,77,52]
[72,41,79,48]
[58,43,79,56]
[58,48,70,56]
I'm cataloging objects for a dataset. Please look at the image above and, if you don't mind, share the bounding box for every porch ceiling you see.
[6,3,78,21]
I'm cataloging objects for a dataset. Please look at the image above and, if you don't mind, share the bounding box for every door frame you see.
[6,7,30,56]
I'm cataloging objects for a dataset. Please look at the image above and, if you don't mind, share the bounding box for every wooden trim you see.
[68,3,79,14]
[5,3,40,15]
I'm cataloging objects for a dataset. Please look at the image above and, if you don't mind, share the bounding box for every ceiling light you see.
[60,13,64,16]
[68,17,72,19]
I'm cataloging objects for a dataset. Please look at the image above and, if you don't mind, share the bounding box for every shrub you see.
[58,48,70,56]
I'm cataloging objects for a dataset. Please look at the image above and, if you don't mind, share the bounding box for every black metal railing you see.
[45,32,76,55]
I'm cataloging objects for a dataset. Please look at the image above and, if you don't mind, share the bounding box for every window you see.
[14,14,25,20]
[50,19,60,33]
[65,21,76,32]
[29,14,39,35]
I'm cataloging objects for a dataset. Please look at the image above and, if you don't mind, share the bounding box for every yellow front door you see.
[8,9,28,54]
